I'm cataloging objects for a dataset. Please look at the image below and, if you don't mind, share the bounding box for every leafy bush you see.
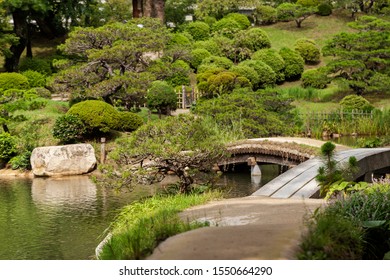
[212,18,241,38]
[339,95,374,112]
[294,38,321,64]
[67,100,121,133]
[203,16,217,26]
[277,3,297,21]
[239,60,276,89]
[21,70,47,88]
[184,21,210,41]
[298,211,364,259]
[232,28,271,52]
[224,13,251,29]
[0,133,17,161]
[254,5,277,25]
[199,55,234,70]
[317,3,332,16]
[146,81,177,115]
[0,73,29,90]
[301,68,330,89]
[193,39,221,55]
[197,67,225,82]
[29,87,51,98]
[279,47,305,80]
[251,49,286,83]
[166,60,191,87]
[167,33,193,48]
[230,65,260,89]
[190,48,211,69]
[18,57,52,75]
[9,151,32,170]
[52,114,87,143]
[297,0,320,6]
[118,111,144,132]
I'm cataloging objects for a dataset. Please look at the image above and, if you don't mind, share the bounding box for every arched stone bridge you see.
[219,137,347,168]
[253,147,390,199]
[219,137,390,199]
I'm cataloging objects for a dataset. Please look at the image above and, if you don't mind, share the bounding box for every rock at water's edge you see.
[31,144,97,177]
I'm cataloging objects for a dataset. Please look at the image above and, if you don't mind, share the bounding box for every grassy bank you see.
[97,190,223,260]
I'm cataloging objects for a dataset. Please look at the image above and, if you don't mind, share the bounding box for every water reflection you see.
[31,176,97,206]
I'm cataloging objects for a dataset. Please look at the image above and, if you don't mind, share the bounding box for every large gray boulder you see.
[31,144,97,177]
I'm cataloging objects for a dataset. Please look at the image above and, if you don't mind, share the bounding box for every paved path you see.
[148,196,325,260]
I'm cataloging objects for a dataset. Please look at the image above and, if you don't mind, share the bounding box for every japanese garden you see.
[0,0,389,260]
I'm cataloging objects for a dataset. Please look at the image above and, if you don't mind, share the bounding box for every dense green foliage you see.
[18,58,52,75]
[107,114,226,192]
[184,21,210,41]
[194,90,298,137]
[251,49,286,83]
[117,112,144,132]
[239,60,276,88]
[190,48,211,69]
[0,73,29,91]
[0,132,17,161]
[317,3,333,16]
[224,13,251,29]
[52,114,87,143]
[21,70,46,88]
[67,100,121,134]
[146,81,177,116]
[299,179,390,259]
[323,16,390,95]
[212,18,241,38]
[339,95,374,112]
[279,47,305,80]
[294,38,321,64]
[254,5,277,25]
[301,68,329,89]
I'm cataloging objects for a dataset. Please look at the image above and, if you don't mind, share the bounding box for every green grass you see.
[98,191,223,260]
[262,12,355,50]
[9,100,68,147]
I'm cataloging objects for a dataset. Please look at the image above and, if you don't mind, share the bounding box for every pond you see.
[0,166,280,260]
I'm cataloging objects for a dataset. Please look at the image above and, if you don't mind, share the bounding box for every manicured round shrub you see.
[254,5,277,25]
[252,49,286,83]
[232,28,271,53]
[212,18,241,38]
[297,0,320,6]
[294,38,321,64]
[193,39,221,55]
[207,71,239,95]
[146,81,177,115]
[168,33,192,47]
[190,48,211,69]
[277,3,298,22]
[317,3,333,16]
[166,60,191,87]
[18,57,52,75]
[203,16,217,27]
[239,60,276,89]
[279,47,305,81]
[301,68,330,89]
[224,13,251,29]
[118,111,144,132]
[184,21,210,41]
[0,73,29,90]
[0,132,17,161]
[339,95,374,112]
[197,67,225,82]
[67,100,121,133]
[230,65,260,88]
[52,114,87,143]
[21,70,46,88]
[199,55,233,70]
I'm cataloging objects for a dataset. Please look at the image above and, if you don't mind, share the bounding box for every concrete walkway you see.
[148,196,325,260]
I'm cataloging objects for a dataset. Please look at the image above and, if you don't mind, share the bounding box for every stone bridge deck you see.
[253,148,390,198]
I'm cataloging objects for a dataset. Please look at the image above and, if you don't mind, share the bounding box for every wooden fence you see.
[176,86,200,109]
[301,109,373,125]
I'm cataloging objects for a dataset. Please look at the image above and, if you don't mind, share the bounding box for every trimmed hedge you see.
[252,49,286,83]
[212,18,241,38]
[184,21,210,41]
[190,48,211,69]
[339,95,374,112]
[224,13,251,29]
[301,68,330,89]
[0,73,30,90]
[279,47,305,81]
[118,111,144,132]
[67,100,121,133]
[294,38,321,64]
[239,60,276,89]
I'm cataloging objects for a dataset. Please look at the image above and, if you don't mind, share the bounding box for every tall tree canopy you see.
[323,16,390,95]
[50,17,170,108]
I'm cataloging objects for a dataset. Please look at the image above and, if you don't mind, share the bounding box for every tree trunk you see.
[143,0,153,17]
[5,11,28,72]
[133,0,142,18]
[155,0,165,23]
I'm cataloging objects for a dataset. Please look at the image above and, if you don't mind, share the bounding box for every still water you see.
[0,165,279,260]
